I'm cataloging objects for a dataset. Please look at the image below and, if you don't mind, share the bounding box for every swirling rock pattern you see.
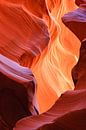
[14,41,86,129]
[14,42,86,130]
[0,54,38,129]
[0,1,50,66]
[14,0,86,130]
[62,4,86,41]
[0,0,86,129]
[0,0,80,113]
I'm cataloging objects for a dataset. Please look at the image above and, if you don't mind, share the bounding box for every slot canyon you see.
[0,0,86,130]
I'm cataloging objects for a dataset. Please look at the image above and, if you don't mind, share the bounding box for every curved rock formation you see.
[72,39,86,90]
[0,1,50,66]
[0,0,86,129]
[14,89,86,130]
[0,0,80,113]
[62,1,86,41]
[75,0,86,6]
[14,41,86,130]
[14,0,86,130]
[0,54,38,129]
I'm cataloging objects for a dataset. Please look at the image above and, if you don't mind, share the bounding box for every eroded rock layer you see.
[14,32,86,130]
[0,54,38,129]
[0,0,86,129]
[14,0,86,129]
[75,0,86,6]
[62,4,86,41]
[0,1,50,66]
[0,0,81,113]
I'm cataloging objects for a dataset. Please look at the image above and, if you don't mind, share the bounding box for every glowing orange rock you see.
[0,0,80,113]
[14,0,86,129]
[14,40,86,130]
[0,2,50,66]
[0,0,86,129]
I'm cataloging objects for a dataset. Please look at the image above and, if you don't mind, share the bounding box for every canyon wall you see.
[0,0,86,130]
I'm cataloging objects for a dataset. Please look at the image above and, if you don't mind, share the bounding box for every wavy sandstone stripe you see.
[31,0,80,112]
[0,0,80,113]
[14,40,86,129]
[0,54,39,114]
[0,54,39,128]
[0,1,50,66]
[14,0,86,130]
[0,0,86,129]
[0,0,81,114]
[14,27,86,130]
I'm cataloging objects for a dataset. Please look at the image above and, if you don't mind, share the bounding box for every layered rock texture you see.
[62,1,86,41]
[0,54,38,129]
[14,40,86,130]
[0,0,86,130]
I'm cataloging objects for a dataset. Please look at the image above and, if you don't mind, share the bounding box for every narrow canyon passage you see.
[0,0,86,130]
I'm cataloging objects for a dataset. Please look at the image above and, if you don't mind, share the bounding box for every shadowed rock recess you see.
[0,0,86,130]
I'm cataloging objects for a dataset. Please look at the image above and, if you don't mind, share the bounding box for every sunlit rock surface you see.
[14,0,86,130]
[14,39,86,130]
[0,0,81,113]
[0,1,50,66]
[0,0,86,129]
[31,0,80,112]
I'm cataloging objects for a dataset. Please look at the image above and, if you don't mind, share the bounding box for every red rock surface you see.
[0,0,80,113]
[0,54,39,129]
[75,0,86,6]
[0,1,50,66]
[62,4,86,41]
[14,42,86,130]
[0,0,86,130]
